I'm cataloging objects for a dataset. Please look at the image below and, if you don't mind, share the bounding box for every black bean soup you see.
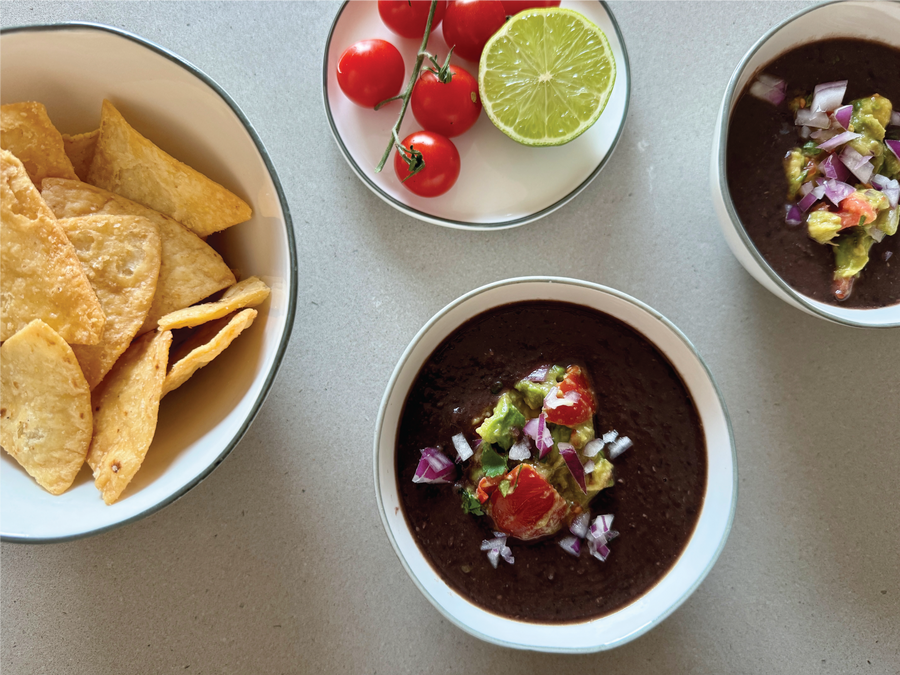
[727,38,900,307]
[396,301,707,623]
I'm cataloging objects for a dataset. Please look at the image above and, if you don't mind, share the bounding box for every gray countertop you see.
[2,1,898,673]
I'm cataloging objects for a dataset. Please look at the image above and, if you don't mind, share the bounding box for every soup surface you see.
[396,301,707,622]
[727,38,900,308]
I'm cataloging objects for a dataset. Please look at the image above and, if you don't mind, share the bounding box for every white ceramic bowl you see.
[711,0,900,328]
[0,23,297,542]
[374,278,736,652]
[323,0,630,229]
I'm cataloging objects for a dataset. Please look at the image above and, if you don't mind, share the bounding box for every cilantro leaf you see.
[459,489,484,516]
[481,443,508,478]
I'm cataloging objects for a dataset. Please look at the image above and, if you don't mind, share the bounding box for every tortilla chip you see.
[0,320,92,495]
[41,178,236,333]
[86,100,251,237]
[163,309,257,397]
[1,151,105,344]
[62,129,99,181]
[87,329,172,505]
[158,276,269,331]
[59,215,162,389]
[0,102,78,185]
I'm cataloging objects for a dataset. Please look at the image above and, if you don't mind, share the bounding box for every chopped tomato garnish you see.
[489,465,568,541]
[838,193,877,230]
[544,365,596,426]
[476,475,503,504]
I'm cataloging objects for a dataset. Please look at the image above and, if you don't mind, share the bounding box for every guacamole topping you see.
[774,78,900,301]
[410,363,634,568]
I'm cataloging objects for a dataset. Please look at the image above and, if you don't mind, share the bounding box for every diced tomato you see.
[838,193,878,230]
[544,365,596,426]
[476,475,502,504]
[489,465,568,540]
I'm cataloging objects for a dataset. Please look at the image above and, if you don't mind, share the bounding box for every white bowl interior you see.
[711,0,900,328]
[324,0,630,229]
[374,278,735,652]
[0,25,295,541]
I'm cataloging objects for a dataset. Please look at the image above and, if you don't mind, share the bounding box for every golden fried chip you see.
[62,129,98,181]
[87,329,172,505]
[86,100,251,237]
[163,309,257,397]
[158,276,269,331]
[41,178,236,333]
[0,320,92,495]
[59,215,162,389]
[1,102,78,185]
[1,151,105,344]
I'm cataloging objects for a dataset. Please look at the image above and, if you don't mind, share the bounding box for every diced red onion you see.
[824,179,855,206]
[870,175,899,207]
[748,74,786,106]
[607,436,633,459]
[798,192,819,212]
[523,413,553,458]
[887,140,900,162]
[570,511,590,538]
[526,365,549,382]
[821,153,850,182]
[870,227,886,243]
[583,438,604,458]
[839,146,874,183]
[799,181,814,197]
[585,515,618,562]
[558,535,581,557]
[412,447,455,484]
[817,130,861,152]
[481,536,507,551]
[811,80,847,113]
[601,430,618,444]
[508,437,532,461]
[500,546,514,564]
[451,433,474,462]
[481,534,513,568]
[583,459,596,474]
[785,204,803,226]
[809,128,833,141]
[558,442,587,493]
[799,125,811,140]
[890,111,900,127]
[589,514,614,539]
[834,105,853,129]
[487,548,500,568]
[795,107,830,129]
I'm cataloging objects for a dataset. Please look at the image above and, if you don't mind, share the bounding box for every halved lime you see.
[478,8,616,146]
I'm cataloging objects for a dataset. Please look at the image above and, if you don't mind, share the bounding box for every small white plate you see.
[323,1,630,230]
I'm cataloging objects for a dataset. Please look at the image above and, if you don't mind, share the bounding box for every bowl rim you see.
[0,22,299,544]
[372,276,737,651]
[714,0,900,329]
[321,0,632,231]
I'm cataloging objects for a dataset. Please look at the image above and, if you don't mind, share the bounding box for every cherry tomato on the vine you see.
[394,131,461,197]
[441,0,507,62]
[378,0,448,38]
[501,0,560,16]
[411,64,482,137]
[336,39,405,108]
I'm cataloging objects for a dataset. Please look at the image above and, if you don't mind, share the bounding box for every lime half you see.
[478,8,616,146]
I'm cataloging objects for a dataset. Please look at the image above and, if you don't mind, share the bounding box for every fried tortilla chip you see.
[0,320,92,495]
[59,215,162,389]
[158,276,269,331]
[62,129,99,181]
[41,178,236,333]
[1,102,78,185]
[163,309,257,397]
[86,100,251,237]
[1,151,105,344]
[87,329,172,505]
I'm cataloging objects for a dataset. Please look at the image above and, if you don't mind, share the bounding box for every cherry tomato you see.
[394,131,461,197]
[411,65,481,137]
[489,465,568,540]
[378,0,448,38]
[441,0,507,62]
[336,39,405,108]
[545,365,596,427]
[501,0,560,15]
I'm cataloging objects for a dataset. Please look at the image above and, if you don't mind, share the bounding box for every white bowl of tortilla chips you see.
[0,23,297,542]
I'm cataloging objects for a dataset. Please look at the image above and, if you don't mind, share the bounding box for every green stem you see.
[374,0,439,173]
